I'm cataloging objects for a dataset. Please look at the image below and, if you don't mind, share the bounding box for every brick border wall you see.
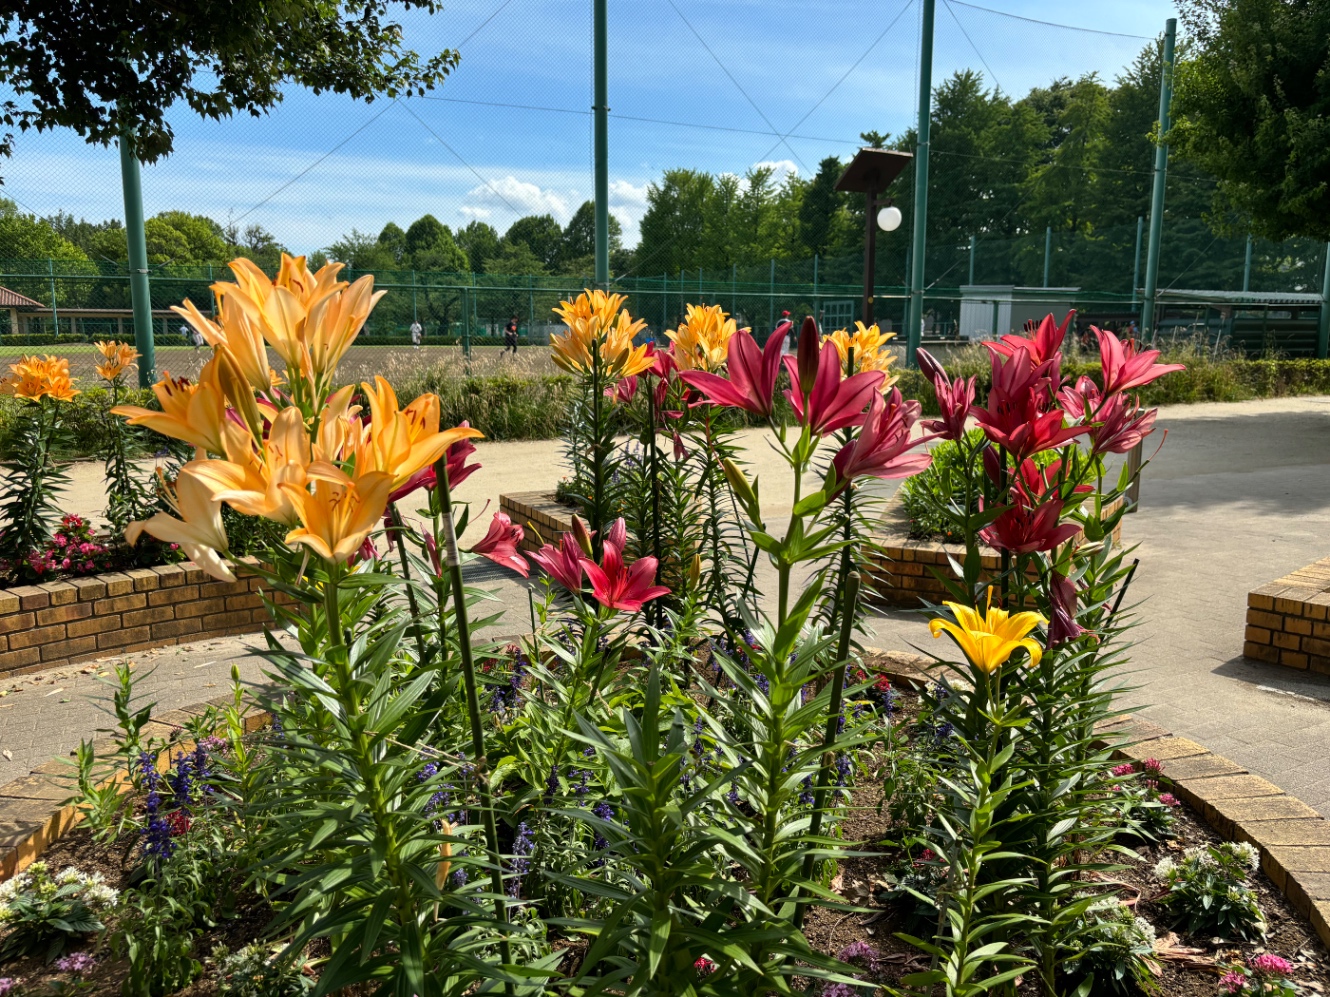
[3,651,1329,949]
[500,491,576,554]
[865,648,1330,947]
[1244,557,1330,674]
[861,495,1124,609]
[0,562,278,678]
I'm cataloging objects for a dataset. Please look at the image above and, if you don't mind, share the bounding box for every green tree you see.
[796,156,850,260]
[636,169,715,277]
[456,220,499,275]
[152,211,229,262]
[377,222,407,265]
[561,200,622,268]
[404,214,448,257]
[326,228,395,271]
[0,0,459,165]
[1174,0,1330,241]
[0,198,88,261]
[502,214,564,270]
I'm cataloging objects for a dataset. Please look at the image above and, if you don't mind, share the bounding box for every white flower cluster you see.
[1154,841,1259,882]
[1085,895,1157,949]
[0,862,119,923]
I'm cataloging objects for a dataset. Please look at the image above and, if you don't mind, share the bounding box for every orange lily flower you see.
[281,462,395,563]
[357,377,483,488]
[825,321,899,388]
[113,359,229,455]
[93,341,139,382]
[172,296,272,392]
[126,466,234,582]
[667,303,737,372]
[551,289,652,380]
[192,406,313,526]
[0,355,80,401]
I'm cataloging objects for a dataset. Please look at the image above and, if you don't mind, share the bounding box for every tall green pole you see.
[593,0,609,288]
[1140,17,1176,339]
[1131,215,1144,306]
[968,234,975,285]
[1242,235,1253,293]
[1317,242,1330,360]
[118,134,156,386]
[1042,225,1052,288]
[906,0,936,366]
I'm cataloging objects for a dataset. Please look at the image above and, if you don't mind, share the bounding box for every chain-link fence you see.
[0,0,1326,379]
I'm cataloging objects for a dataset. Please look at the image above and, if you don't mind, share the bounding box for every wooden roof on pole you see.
[834,148,913,193]
[0,286,43,309]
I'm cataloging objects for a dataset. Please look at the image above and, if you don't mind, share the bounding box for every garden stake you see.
[646,380,664,632]
[1107,557,1140,624]
[792,570,860,930]
[386,502,431,668]
[433,455,515,986]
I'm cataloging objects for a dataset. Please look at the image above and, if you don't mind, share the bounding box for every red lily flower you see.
[1095,326,1186,396]
[388,420,481,502]
[917,348,975,441]
[1089,392,1159,456]
[989,310,1075,364]
[1056,375,1101,421]
[781,340,884,435]
[678,326,785,417]
[1014,457,1092,500]
[529,532,586,593]
[1047,570,1085,646]
[606,375,638,405]
[972,348,1087,461]
[580,518,669,613]
[471,511,529,577]
[828,389,933,494]
[979,480,1080,554]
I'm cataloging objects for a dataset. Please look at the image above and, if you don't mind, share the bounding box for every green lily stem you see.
[590,338,606,561]
[320,567,421,971]
[432,456,515,982]
[792,570,861,930]
[645,385,664,631]
[386,503,430,668]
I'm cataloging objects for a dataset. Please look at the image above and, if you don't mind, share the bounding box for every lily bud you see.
[721,458,762,526]
[213,347,263,440]
[688,553,702,589]
[570,515,595,558]
[797,316,820,395]
[916,347,947,386]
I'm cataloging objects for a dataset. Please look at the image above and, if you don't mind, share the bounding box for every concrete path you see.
[8,397,1330,816]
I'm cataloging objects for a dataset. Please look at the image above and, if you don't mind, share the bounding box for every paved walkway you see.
[7,397,1330,815]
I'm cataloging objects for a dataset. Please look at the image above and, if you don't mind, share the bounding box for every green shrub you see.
[1062,896,1158,995]
[1153,841,1265,940]
[212,944,314,997]
[0,862,120,963]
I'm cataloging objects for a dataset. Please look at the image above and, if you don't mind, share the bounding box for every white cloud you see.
[752,159,799,177]
[459,205,493,219]
[608,179,650,208]
[464,176,572,220]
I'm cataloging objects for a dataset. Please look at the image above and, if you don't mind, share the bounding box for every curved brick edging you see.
[500,491,576,553]
[1244,556,1330,674]
[861,496,1125,609]
[0,562,281,679]
[4,646,1328,951]
[0,695,272,880]
[864,647,1330,948]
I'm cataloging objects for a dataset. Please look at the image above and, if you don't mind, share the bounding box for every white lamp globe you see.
[877,205,903,232]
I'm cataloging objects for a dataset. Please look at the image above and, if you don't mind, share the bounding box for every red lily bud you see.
[797,316,820,395]
[570,515,594,558]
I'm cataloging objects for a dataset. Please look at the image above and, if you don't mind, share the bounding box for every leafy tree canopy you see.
[0,0,459,163]
[1174,0,1330,241]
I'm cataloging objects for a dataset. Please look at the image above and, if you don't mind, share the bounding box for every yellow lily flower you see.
[667,303,738,372]
[307,275,385,378]
[281,464,395,564]
[112,359,229,455]
[192,406,313,526]
[825,321,899,388]
[928,599,1046,673]
[357,377,484,488]
[0,355,80,401]
[125,466,234,582]
[553,288,629,329]
[172,296,272,392]
[93,341,139,381]
[550,289,651,380]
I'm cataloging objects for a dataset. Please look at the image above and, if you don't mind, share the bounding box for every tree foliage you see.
[1173,0,1330,241]
[0,0,459,163]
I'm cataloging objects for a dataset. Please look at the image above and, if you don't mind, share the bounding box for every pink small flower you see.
[694,957,715,977]
[1111,763,1135,777]
[1158,792,1179,807]
[1250,954,1293,977]
[1142,758,1164,775]
[53,533,67,547]
[1219,971,1247,994]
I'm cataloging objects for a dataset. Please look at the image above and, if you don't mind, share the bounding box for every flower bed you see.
[3,665,1329,997]
[1244,556,1330,674]
[862,492,1125,609]
[0,563,277,677]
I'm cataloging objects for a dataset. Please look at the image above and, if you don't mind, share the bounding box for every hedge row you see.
[3,357,1328,461]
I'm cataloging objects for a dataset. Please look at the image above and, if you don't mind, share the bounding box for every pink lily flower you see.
[471,511,529,577]
[580,534,670,614]
[828,389,933,494]
[917,348,975,441]
[973,348,1087,461]
[1089,392,1159,456]
[1056,375,1101,421]
[979,481,1080,554]
[678,325,786,417]
[389,420,481,502]
[1047,570,1085,646]
[1095,326,1186,396]
[529,532,587,593]
[989,310,1075,364]
[606,375,638,404]
[782,338,884,436]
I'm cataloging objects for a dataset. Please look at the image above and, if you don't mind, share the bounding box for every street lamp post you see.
[835,148,911,331]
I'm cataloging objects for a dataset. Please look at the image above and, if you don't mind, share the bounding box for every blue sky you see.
[1,0,1178,253]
